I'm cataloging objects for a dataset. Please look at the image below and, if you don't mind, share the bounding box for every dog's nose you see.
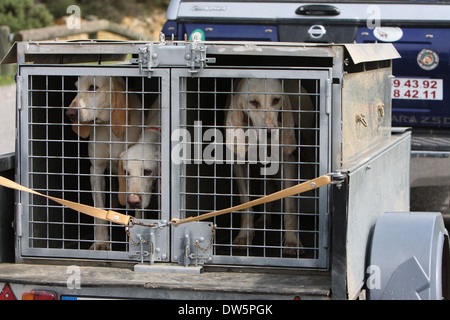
[127,194,141,208]
[66,109,78,122]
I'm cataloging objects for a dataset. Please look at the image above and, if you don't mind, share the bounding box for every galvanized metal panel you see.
[341,67,393,165]
[345,131,411,300]
[344,44,401,65]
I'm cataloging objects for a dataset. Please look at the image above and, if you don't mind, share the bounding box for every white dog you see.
[118,105,160,213]
[66,76,145,250]
[225,78,313,255]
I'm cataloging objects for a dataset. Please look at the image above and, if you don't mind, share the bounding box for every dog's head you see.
[225,78,297,157]
[66,76,129,139]
[118,144,160,209]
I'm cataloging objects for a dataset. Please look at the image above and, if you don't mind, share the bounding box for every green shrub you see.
[0,0,54,32]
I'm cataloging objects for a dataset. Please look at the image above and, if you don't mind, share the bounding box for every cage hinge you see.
[15,202,23,237]
[16,75,22,111]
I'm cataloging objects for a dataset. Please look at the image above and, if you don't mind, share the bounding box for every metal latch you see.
[132,39,216,76]
[127,219,214,268]
[173,222,214,267]
[186,42,216,74]
[127,219,169,264]
[134,45,159,76]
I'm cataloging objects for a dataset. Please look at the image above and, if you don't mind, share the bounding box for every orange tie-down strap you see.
[0,174,340,228]
[170,174,334,226]
[0,176,131,226]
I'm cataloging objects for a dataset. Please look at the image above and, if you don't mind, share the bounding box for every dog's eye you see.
[88,85,98,91]
[143,169,152,176]
[272,97,281,106]
[249,99,260,108]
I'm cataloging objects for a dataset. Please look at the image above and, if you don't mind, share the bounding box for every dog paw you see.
[283,233,305,256]
[232,231,254,249]
[89,242,111,251]
[283,242,305,256]
[283,245,299,256]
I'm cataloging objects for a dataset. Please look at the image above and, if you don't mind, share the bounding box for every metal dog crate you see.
[9,40,399,272]
[19,68,169,261]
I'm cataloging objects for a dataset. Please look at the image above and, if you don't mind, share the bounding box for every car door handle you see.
[295,5,340,16]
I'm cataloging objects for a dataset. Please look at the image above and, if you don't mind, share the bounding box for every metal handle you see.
[378,103,385,117]
[356,113,369,127]
[295,5,340,16]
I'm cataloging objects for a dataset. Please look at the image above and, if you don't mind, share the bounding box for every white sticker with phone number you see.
[392,78,443,100]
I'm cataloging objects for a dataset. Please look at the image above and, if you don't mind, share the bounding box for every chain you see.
[125,227,144,246]
[193,225,215,252]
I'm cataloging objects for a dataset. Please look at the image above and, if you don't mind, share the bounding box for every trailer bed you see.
[0,263,330,299]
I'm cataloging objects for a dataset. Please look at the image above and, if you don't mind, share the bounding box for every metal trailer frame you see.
[2,40,427,300]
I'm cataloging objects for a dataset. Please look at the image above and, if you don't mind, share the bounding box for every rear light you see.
[22,291,57,300]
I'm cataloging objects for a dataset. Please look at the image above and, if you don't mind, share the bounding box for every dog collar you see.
[145,127,161,133]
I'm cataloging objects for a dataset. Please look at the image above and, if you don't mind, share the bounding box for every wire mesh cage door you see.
[171,68,331,269]
[18,66,171,262]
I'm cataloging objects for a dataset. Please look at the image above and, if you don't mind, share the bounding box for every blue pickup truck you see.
[162,0,450,221]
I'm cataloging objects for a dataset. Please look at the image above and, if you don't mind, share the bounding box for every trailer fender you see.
[368,212,450,300]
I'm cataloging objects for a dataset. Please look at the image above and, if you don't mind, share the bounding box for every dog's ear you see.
[118,158,127,206]
[72,125,91,139]
[225,92,249,158]
[281,95,297,156]
[111,78,129,138]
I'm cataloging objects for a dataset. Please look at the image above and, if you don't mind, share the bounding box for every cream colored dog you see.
[225,78,313,255]
[118,105,160,213]
[66,76,145,250]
